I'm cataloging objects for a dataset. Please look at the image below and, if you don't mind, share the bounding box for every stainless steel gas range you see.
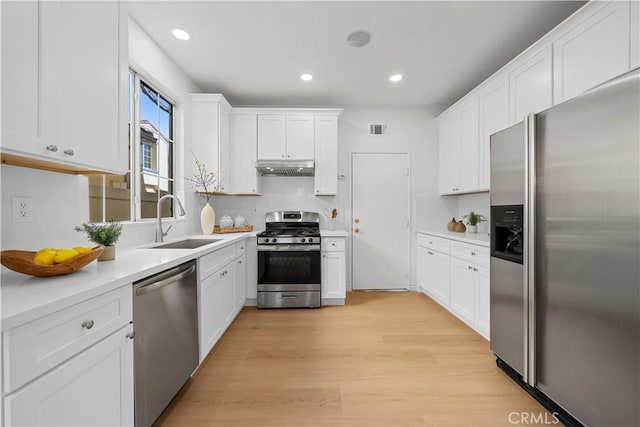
[256,211,321,308]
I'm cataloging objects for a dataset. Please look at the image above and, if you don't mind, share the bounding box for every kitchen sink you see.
[148,239,222,249]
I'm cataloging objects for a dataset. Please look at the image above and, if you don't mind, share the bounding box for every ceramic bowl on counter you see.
[219,215,234,228]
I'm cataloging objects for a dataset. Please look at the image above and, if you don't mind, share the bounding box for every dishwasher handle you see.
[135,263,196,296]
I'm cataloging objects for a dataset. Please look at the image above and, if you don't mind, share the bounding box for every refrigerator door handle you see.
[524,112,537,387]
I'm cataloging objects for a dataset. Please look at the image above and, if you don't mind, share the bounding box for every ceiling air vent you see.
[369,123,387,136]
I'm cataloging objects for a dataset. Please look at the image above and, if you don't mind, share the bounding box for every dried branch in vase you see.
[185,153,217,204]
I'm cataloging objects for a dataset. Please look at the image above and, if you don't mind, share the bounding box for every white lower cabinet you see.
[2,285,134,427]
[321,237,346,304]
[4,324,134,427]
[417,233,490,339]
[235,255,247,310]
[198,241,247,362]
[449,257,476,326]
[418,246,450,307]
[475,265,491,338]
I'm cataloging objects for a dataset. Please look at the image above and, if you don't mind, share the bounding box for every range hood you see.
[255,160,315,177]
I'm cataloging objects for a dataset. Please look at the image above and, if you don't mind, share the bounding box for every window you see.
[89,71,177,222]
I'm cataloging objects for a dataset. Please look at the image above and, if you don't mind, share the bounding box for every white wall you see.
[0,19,202,250]
[214,106,453,290]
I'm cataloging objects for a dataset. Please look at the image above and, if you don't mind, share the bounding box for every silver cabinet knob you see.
[287,155,290,158]
[281,154,285,158]
[46,145,58,152]
[427,251,434,255]
[240,246,244,250]
[473,268,478,272]
[471,252,476,256]
[126,332,135,340]
[63,149,75,156]
[468,266,473,270]
[81,320,95,330]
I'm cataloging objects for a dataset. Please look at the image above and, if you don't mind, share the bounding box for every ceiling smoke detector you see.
[347,31,371,48]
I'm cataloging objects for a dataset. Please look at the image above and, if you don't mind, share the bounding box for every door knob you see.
[354,218,360,224]
[354,228,360,233]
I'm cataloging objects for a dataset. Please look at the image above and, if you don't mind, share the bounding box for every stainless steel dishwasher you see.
[133,260,198,427]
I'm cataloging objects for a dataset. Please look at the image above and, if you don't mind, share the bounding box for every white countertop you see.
[321,229,349,237]
[1,233,251,330]
[417,230,490,247]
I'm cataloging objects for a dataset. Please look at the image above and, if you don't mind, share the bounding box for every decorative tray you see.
[0,246,104,277]
[213,225,254,234]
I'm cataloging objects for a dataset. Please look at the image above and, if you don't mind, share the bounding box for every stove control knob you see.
[308,238,313,243]
[271,238,277,243]
[301,238,306,243]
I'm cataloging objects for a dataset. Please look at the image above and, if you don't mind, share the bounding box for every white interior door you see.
[352,153,409,290]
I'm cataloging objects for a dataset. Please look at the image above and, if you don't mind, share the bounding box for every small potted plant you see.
[463,211,486,233]
[75,221,123,261]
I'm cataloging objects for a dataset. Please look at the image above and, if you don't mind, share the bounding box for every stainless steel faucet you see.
[156,195,186,242]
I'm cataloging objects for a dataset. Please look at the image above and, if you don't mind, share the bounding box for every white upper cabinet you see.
[285,115,315,159]
[438,111,461,195]
[509,45,553,124]
[191,94,231,194]
[229,114,262,195]
[257,114,315,160]
[477,75,509,190]
[438,95,479,195]
[314,115,339,195]
[458,95,479,193]
[257,115,286,160]
[553,1,631,103]
[1,0,128,174]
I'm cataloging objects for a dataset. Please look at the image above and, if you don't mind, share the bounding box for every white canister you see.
[219,215,234,228]
[234,215,247,227]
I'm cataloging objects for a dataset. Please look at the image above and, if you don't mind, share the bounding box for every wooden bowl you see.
[0,246,104,277]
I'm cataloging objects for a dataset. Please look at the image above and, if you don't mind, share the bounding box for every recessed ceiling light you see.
[172,29,190,41]
[389,74,403,82]
[347,31,371,48]
[300,74,313,81]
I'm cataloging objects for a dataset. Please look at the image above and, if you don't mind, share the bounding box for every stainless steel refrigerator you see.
[490,68,639,426]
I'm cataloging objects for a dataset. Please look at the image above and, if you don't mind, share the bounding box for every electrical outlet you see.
[13,197,33,223]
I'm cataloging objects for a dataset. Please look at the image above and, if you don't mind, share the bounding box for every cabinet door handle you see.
[468,265,473,270]
[471,252,476,256]
[323,254,326,258]
[81,320,95,330]
[473,268,478,272]
[126,332,135,340]
[281,154,285,158]
[287,155,290,158]
[63,149,75,156]
[427,251,434,255]
[240,246,244,250]
[46,145,58,152]
[238,260,242,264]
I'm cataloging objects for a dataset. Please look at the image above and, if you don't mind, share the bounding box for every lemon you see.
[73,246,92,254]
[35,247,56,257]
[53,248,79,264]
[33,251,56,266]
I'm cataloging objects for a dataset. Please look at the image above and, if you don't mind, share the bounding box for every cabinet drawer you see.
[417,234,450,254]
[450,242,489,265]
[236,240,247,257]
[2,285,132,393]
[322,238,345,252]
[199,244,237,281]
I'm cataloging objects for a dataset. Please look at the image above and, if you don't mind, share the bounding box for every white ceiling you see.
[130,1,585,110]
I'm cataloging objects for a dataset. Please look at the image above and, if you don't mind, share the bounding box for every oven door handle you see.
[257,245,321,251]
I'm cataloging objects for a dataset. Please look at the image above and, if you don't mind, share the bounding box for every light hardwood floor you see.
[155,291,551,427]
